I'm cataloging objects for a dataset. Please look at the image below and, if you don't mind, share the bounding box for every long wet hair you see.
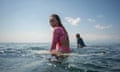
[50,14,69,40]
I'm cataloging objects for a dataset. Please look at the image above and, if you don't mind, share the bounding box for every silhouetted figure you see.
[76,33,86,48]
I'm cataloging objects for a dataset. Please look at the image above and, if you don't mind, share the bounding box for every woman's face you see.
[49,16,58,27]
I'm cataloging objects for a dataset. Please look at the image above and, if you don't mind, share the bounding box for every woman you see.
[49,14,70,59]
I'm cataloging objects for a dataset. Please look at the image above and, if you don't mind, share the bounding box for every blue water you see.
[0,43,120,72]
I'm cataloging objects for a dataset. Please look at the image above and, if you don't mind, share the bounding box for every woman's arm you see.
[50,28,60,51]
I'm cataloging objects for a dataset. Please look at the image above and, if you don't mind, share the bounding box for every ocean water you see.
[0,42,120,72]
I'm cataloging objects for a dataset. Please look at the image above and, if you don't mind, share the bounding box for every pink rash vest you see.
[50,26,70,53]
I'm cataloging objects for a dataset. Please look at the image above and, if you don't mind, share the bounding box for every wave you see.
[0,43,120,72]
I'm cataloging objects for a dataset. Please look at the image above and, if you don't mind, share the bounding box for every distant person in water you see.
[49,14,70,59]
[76,33,86,48]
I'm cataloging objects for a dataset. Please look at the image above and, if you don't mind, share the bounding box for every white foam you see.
[32,50,104,57]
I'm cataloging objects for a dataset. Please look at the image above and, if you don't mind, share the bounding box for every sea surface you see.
[0,42,120,72]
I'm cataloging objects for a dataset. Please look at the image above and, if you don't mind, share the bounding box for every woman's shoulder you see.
[54,26,63,29]
[53,26,64,34]
[54,26,63,31]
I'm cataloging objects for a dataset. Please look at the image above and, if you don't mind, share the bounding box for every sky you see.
[0,0,120,43]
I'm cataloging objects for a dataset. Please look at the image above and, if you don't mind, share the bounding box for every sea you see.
[0,42,120,72]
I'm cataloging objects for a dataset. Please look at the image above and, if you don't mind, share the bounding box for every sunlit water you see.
[0,43,120,72]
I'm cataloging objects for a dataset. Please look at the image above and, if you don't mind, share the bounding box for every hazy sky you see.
[0,0,120,43]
